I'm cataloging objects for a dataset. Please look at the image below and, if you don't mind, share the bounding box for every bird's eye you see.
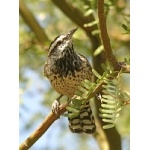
[57,41,61,45]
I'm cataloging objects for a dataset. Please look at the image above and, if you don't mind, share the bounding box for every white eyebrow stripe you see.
[48,34,66,55]
[51,35,65,48]
[55,35,65,42]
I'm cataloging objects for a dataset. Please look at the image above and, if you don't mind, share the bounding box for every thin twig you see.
[98,0,121,71]
[19,103,68,150]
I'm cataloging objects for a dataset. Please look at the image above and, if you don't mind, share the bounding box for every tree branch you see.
[19,0,49,45]
[19,103,68,150]
[98,0,121,71]
[51,0,98,40]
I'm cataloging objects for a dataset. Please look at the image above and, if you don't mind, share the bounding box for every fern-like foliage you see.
[99,70,123,129]
[65,62,130,129]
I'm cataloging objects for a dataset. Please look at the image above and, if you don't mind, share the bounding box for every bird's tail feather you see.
[68,102,96,134]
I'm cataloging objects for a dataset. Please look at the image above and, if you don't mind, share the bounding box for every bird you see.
[44,27,96,134]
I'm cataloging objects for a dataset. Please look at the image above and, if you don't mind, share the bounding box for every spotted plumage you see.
[44,28,96,134]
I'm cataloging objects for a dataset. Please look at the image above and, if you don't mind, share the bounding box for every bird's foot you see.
[52,94,63,115]
[52,100,60,115]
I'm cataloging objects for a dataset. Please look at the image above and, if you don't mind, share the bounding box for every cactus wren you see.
[44,28,96,134]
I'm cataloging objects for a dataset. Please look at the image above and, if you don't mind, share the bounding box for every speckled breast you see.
[50,69,92,98]
[44,54,93,98]
[44,61,92,98]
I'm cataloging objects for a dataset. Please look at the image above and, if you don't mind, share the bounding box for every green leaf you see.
[91,30,100,35]
[84,79,94,86]
[102,95,113,99]
[102,118,114,124]
[93,46,104,56]
[71,99,83,108]
[101,113,115,118]
[101,98,116,104]
[84,9,93,16]
[92,68,102,79]
[101,63,108,72]
[80,80,91,90]
[124,58,130,65]
[102,89,115,94]
[64,113,79,119]
[122,24,128,31]
[83,5,89,10]
[78,86,89,94]
[115,113,120,118]
[99,108,115,113]
[84,20,98,27]
[116,107,122,112]
[122,24,130,34]
[101,104,116,109]
[102,84,116,90]
[103,124,115,129]
[75,90,84,97]
[66,106,80,113]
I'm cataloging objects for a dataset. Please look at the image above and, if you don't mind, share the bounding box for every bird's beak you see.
[67,27,78,38]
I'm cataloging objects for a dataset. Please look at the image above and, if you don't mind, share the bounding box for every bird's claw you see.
[52,100,60,115]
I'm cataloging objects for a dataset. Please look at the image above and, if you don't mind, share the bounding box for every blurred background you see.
[19,0,130,149]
